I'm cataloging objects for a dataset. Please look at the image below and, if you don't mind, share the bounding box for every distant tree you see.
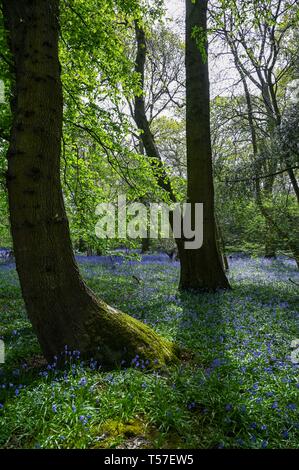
[211,0,299,259]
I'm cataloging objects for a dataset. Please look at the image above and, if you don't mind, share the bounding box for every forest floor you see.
[0,254,298,449]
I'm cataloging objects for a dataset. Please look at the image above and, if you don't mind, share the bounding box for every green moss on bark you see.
[81,299,180,370]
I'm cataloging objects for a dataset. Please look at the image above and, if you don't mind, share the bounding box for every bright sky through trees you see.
[165,0,238,98]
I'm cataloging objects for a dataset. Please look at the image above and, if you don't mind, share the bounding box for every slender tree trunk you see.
[182,0,230,290]
[2,0,177,367]
[215,218,229,271]
[287,166,299,205]
[263,175,277,258]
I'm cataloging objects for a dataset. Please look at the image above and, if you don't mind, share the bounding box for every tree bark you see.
[182,0,230,290]
[141,237,150,253]
[2,0,177,367]
[286,166,299,205]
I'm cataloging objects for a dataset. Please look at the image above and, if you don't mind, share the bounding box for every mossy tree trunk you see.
[2,0,177,367]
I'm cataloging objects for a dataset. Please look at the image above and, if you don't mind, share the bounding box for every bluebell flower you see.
[79,415,87,425]
[78,377,87,387]
[187,402,196,410]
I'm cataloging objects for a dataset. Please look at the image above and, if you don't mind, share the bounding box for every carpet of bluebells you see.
[0,253,298,449]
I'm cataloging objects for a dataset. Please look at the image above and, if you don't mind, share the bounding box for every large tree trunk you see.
[2,0,177,367]
[182,0,230,290]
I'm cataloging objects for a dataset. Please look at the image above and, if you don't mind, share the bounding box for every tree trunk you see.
[2,0,177,367]
[141,237,150,253]
[262,170,277,258]
[182,0,230,290]
[287,166,299,205]
[215,218,229,271]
